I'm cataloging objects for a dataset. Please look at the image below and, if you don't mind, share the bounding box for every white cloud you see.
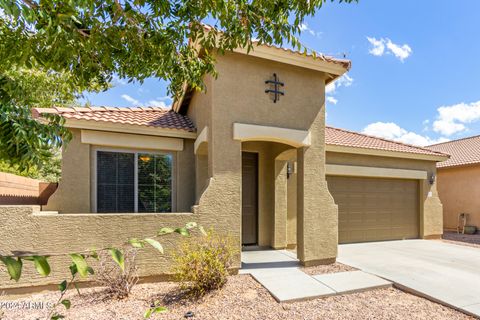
[121,94,142,106]
[299,23,321,37]
[326,96,338,105]
[432,101,480,136]
[121,94,172,108]
[362,122,449,147]
[325,74,353,105]
[367,37,412,62]
[385,39,412,62]
[148,99,169,108]
[367,37,385,56]
[111,74,127,86]
[326,74,353,95]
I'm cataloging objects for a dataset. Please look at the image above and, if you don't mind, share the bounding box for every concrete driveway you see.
[338,240,480,318]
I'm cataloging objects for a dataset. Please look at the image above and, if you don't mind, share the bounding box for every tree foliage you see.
[0,0,356,168]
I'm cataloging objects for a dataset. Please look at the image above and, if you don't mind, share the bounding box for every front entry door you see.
[242,152,258,245]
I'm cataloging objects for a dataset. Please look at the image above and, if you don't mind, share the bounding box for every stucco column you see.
[194,121,242,267]
[273,160,288,249]
[420,178,443,239]
[296,113,338,266]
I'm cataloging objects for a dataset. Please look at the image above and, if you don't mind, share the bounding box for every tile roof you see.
[428,135,480,168]
[32,106,196,132]
[326,126,448,157]
[259,43,352,70]
[202,24,351,70]
[32,107,447,159]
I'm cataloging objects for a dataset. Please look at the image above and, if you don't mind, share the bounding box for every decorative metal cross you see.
[265,73,284,103]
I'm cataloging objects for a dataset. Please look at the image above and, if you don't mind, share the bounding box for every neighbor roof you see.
[428,135,480,168]
[32,106,196,132]
[326,126,448,157]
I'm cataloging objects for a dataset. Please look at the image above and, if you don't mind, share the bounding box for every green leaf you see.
[58,280,67,292]
[144,238,164,254]
[0,257,22,281]
[60,299,71,310]
[86,266,94,275]
[129,238,145,248]
[109,248,125,271]
[144,308,153,319]
[69,254,89,277]
[158,227,174,235]
[198,226,207,236]
[32,256,50,276]
[69,263,78,277]
[185,222,197,229]
[174,227,190,237]
[90,250,99,260]
[144,306,167,318]
[51,313,65,320]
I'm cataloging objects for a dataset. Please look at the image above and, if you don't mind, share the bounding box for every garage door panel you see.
[327,176,419,244]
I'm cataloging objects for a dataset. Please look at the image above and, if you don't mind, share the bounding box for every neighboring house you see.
[429,136,480,231]
[25,44,448,275]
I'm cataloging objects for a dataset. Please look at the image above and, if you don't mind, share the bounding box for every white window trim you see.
[91,146,177,213]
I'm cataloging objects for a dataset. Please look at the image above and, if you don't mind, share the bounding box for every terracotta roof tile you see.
[201,24,351,70]
[428,136,480,168]
[260,43,351,70]
[326,126,447,157]
[32,107,196,132]
[32,107,446,159]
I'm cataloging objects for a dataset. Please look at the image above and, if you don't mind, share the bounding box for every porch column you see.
[296,118,338,266]
[273,160,288,249]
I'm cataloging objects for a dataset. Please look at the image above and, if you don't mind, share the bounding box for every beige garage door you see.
[327,176,419,244]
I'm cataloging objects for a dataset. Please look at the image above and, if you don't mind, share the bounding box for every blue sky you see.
[83,1,480,146]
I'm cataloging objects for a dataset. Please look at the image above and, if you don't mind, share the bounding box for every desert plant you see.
[95,248,139,299]
[172,231,237,297]
[0,222,203,320]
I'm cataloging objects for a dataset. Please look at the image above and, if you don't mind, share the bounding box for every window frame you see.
[92,146,176,213]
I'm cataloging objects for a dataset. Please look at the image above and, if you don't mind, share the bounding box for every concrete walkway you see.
[240,250,391,302]
[338,240,480,318]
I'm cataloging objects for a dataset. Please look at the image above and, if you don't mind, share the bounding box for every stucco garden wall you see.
[326,152,443,238]
[0,205,236,294]
[436,165,480,231]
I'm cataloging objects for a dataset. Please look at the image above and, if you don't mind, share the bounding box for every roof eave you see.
[326,144,450,162]
[64,118,197,139]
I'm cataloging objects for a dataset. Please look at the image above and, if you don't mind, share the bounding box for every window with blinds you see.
[96,151,172,213]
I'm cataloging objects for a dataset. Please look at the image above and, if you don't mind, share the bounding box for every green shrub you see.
[172,231,237,296]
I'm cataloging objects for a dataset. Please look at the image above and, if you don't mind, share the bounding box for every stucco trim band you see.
[233,123,311,147]
[67,119,197,139]
[326,145,449,162]
[194,126,208,155]
[81,130,184,151]
[326,164,428,180]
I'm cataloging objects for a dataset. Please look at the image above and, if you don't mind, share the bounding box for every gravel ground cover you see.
[1,274,472,320]
[302,262,356,276]
[442,231,480,248]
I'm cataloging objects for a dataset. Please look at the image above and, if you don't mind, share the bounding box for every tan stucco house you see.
[1,43,449,292]
[429,136,480,231]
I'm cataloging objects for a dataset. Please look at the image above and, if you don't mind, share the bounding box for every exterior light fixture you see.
[139,155,151,162]
[287,162,294,179]
[429,173,436,185]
